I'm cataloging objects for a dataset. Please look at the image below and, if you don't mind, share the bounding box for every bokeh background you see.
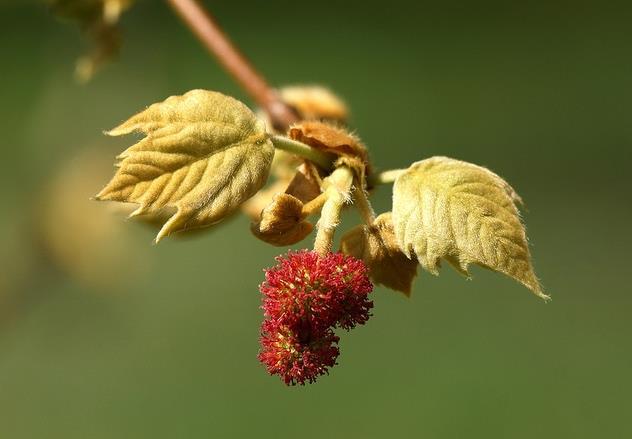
[1,1,631,437]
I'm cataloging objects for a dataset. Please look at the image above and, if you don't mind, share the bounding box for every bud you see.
[251,194,313,246]
[280,85,348,122]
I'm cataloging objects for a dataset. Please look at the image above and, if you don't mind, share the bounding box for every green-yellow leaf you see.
[96,89,275,242]
[392,156,548,300]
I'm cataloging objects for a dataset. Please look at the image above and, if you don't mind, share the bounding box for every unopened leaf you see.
[392,156,547,299]
[241,155,321,221]
[284,162,323,203]
[340,213,418,295]
[96,89,275,242]
[251,194,313,246]
[280,85,348,122]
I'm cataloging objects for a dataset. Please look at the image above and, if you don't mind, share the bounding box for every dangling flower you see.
[258,319,340,385]
[258,250,373,385]
[260,250,373,329]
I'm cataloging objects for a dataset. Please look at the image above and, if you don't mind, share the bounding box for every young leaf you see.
[392,156,548,300]
[96,89,275,242]
[340,213,418,296]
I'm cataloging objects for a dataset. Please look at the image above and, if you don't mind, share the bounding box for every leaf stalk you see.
[270,135,335,170]
[368,169,406,186]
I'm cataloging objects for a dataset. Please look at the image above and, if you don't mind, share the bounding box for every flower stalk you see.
[314,166,354,256]
[353,184,376,225]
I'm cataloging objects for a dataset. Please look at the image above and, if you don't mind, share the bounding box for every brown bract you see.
[341,213,418,296]
[251,194,313,246]
[288,121,370,174]
[243,87,349,223]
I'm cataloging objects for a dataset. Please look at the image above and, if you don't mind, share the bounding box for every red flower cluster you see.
[258,250,373,385]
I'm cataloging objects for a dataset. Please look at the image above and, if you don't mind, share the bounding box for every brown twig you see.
[166,0,299,130]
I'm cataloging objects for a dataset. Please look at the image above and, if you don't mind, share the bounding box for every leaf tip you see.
[519,270,549,301]
[105,121,136,137]
[127,204,148,219]
[155,226,170,244]
[155,209,189,243]
[103,128,120,137]
[421,260,440,277]
[533,288,551,302]
[93,189,108,201]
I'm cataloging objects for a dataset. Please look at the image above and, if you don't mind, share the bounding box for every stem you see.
[368,168,406,186]
[270,135,335,170]
[166,0,299,130]
[301,192,328,217]
[353,184,376,224]
[313,167,353,256]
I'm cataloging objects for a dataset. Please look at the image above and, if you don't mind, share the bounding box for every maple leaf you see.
[392,156,548,300]
[96,89,275,242]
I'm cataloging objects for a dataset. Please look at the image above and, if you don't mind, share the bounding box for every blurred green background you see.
[1,1,631,438]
